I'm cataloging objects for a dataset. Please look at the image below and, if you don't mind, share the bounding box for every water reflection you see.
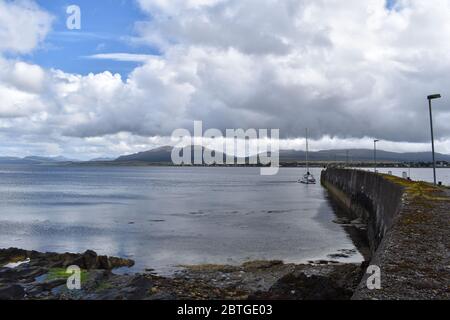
[0,165,364,274]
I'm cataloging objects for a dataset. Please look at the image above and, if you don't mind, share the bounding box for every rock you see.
[0,267,19,281]
[97,255,111,269]
[18,267,47,282]
[339,249,357,255]
[308,260,333,265]
[94,275,153,300]
[0,248,29,266]
[251,273,353,300]
[38,279,67,291]
[328,253,350,259]
[148,291,177,300]
[108,256,135,269]
[26,286,44,297]
[242,260,284,270]
[84,250,99,268]
[351,218,363,225]
[0,284,25,300]
[333,218,351,225]
[61,250,133,270]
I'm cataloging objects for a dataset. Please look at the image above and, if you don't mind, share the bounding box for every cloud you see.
[9,61,46,92]
[128,0,450,143]
[2,0,450,158]
[0,0,53,54]
[85,53,156,63]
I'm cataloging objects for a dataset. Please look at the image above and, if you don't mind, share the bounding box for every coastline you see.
[0,248,365,300]
[0,168,372,300]
[7,167,449,300]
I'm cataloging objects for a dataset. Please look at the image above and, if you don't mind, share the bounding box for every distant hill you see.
[115,146,174,162]
[0,156,79,164]
[115,146,234,164]
[0,157,21,161]
[0,157,30,164]
[89,157,116,162]
[280,149,450,162]
[1,147,449,166]
[115,146,450,164]
[23,156,77,163]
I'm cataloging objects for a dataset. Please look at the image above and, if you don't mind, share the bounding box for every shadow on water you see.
[322,190,371,261]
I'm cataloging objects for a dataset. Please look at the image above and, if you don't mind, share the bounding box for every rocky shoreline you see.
[0,248,366,300]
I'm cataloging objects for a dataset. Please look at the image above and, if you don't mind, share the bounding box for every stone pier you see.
[321,168,450,300]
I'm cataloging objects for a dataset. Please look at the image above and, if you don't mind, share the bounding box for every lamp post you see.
[374,139,379,173]
[427,94,441,185]
[346,150,349,168]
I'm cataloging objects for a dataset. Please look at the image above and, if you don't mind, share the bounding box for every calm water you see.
[357,167,450,185]
[0,165,366,274]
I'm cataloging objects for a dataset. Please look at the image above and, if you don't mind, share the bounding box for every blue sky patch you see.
[17,0,159,77]
[385,0,399,11]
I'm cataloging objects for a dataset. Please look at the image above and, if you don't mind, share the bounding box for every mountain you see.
[0,157,21,161]
[0,156,79,164]
[23,156,78,163]
[115,146,232,164]
[89,157,116,162]
[115,146,175,162]
[115,146,450,164]
[284,149,450,163]
[0,156,28,164]
[1,147,449,166]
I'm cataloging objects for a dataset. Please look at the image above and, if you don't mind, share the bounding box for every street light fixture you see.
[427,94,441,185]
[374,139,380,173]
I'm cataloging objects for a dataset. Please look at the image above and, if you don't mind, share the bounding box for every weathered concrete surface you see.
[321,168,450,300]
[321,169,404,254]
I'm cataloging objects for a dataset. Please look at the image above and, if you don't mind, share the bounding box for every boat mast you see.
[306,128,309,174]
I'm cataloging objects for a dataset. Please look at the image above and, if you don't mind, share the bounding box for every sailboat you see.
[299,128,316,184]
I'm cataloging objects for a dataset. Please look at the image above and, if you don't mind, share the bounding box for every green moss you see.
[382,175,450,201]
[46,267,88,283]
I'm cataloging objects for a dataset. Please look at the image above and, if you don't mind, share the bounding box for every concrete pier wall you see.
[321,169,404,254]
[321,168,450,300]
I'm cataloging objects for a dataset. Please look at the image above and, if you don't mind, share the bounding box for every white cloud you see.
[10,61,46,93]
[86,53,156,63]
[130,0,450,143]
[0,0,53,54]
[0,86,42,118]
[137,0,225,14]
[2,0,450,158]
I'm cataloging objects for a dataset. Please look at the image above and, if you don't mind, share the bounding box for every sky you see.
[1,0,450,159]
